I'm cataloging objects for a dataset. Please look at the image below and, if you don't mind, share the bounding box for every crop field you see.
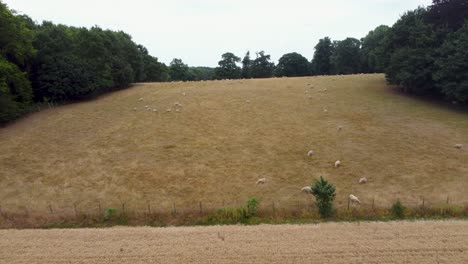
[0,220,467,263]
[0,74,467,217]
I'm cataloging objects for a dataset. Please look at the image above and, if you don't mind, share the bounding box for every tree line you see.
[1,0,467,124]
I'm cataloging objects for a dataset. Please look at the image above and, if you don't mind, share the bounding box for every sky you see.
[4,0,432,67]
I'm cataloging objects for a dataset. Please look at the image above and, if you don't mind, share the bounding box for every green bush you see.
[246,198,260,216]
[311,177,336,218]
[391,200,406,219]
[104,208,117,221]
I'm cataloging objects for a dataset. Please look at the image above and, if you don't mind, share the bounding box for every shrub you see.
[246,198,260,216]
[311,176,336,218]
[104,208,117,221]
[391,200,406,219]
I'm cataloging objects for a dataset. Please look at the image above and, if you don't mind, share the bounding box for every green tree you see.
[434,22,468,103]
[275,52,310,77]
[385,8,438,95]
[241,51,252,78]
[169,58,191,81]
[360,25,391,73]
[331,37,361,74]
[250,51,275,78]
[311,37,334,75]
[214,52,241,80]
[311,177,336,218]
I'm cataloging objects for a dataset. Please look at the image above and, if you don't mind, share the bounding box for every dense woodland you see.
[1,0,467,123]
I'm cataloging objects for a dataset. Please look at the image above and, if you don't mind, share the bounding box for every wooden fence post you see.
[199,201,203,214]
[48,204,54,214]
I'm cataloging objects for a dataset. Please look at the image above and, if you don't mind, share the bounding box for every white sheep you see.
[337,125,343,131]
[246,100,251,103]
[454,144,463,149]
[182,92,186,96]
[152,109,158,112]
[166,109,172,112]
[358,177,367,184]
[334,160,341,168]
[256,178,267,185]
[138,98,143,101]
[301,186,312,193]
[133,107,137,111]
[307,150,314,157]
[349,194,361,204]
[323,108,328,113]
[144,105,149,108]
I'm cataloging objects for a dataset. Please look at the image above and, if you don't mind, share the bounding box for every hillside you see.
[0,74,467,215]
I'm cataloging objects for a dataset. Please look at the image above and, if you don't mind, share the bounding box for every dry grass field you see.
[0,220,467,263]
[0,74,467,216]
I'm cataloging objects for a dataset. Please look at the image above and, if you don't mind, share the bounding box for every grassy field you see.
[0,74,467,218]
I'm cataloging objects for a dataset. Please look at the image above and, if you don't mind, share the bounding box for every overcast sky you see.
[4,0,432,67]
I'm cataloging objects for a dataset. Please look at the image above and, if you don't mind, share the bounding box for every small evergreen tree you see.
[311,176,336,218]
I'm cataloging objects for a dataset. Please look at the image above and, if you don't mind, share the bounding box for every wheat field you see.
[0,74,467,215]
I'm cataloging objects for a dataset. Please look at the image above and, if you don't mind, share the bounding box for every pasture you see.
[0,74,467,217]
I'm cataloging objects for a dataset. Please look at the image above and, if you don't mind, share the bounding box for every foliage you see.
[391,200,406,219]
[275,52,310,77]
[104,208,117,221]
[311,177,336,218]
[250,51,275,78]
[360,25,391,73]
[214,52,241,80]
[246,198,260,216]
[434,22,468,103]
[311,37,334,75]
[331,38,361,74]
[169,58,192,81]
[241,51,252,78]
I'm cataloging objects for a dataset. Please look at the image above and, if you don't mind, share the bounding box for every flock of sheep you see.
[134,95,185,113]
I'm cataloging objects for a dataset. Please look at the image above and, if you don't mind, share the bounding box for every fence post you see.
[199,201,203,214]
[147,202,151,214]
[73,203,78,217]
[98,201,102,215]
[372,197,375,210]
[122,203,126,214]
[446,196,449,205]
[347,198,350,210]
[272,201,276,216]
[172,202,176,215]
[48,204,54,214]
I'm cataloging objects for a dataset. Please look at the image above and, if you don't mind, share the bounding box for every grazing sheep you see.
[334,160,341,168]
[246,100,251,103]
[349,194,361,204]
[152,109,158,112]
[182,92,186,96]
[337,125,343,131]
[301,186,312,193]
[166,109,172,112]
[358,177,367,184]
[138,98,143,101]
[454,144,463,149]
[133,107,137,111]
[144,105,149,108]
[307,150,314,157]
[323,108,328,113]
[256,178,267,185]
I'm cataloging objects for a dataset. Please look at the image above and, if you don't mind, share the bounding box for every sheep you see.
[246,100,251,103]
[301,186,312,193]
[307,150,314,157]
[358,177,367,184]
[349,194,361,205]
[337,125,343,131]
[166,109,172,112]
[182,92,186,96]
[144,105,149,108]
[334,160,341,168]
[152,109,158,112]
[454,144,463,149]
[133,107,137,111]
[323,108,328,113]
[256,178,267,185]
[138,98,143,101]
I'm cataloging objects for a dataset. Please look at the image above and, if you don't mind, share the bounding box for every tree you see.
[385,8,438,95]
[311,176,336,218]
[241,51,252,78]
[311,37,334,75]
[434,22,468,103]
[250,51,275,78]
[214,52,241,80]
[169,58,190,81]
[331,37,361,74]
[360,25,391,73]
[275,52,310,77]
